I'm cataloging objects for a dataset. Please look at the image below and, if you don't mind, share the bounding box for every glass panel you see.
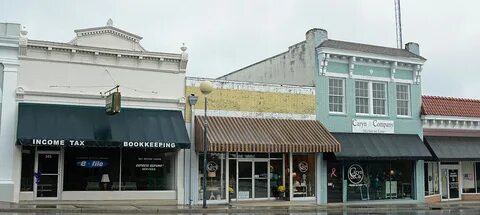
[121,148,175,190]
[239,162,252,178]
[229,158,236,198]
[199,153,226,200]
[441,169,448,199]
[270,160,283,198]
[36,175,58,198]
[329,78,344,113]
[38,154,58,174]
[238,179,252,199]
[477,162,480,193]
[346,161,414,201]
[21,147,35,191]
[424,162,440,196]
[254,162,268,198]
[449,169,459,199]
[292,154,315,197]
[462,162,475,193]
[327,161,343,203]
[355,81,369,114]
[63,148,120,191]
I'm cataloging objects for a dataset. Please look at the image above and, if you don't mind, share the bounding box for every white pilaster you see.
[0,23,21,203]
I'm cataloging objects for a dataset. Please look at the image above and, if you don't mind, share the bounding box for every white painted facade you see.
[0,20,188,203]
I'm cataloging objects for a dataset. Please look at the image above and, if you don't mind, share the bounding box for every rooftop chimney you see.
[405,42,420,55]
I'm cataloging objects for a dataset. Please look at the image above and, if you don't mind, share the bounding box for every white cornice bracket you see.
[319,53,329,76]
[348,57,355,78]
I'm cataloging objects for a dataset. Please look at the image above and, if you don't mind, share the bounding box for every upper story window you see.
[355,80,387,116]
[396,84,410,116]
[328,78,344,113]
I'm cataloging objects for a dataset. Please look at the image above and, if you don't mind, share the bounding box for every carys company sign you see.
[352,119,394,134]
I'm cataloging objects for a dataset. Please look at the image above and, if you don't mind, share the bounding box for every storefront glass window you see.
[292,154,315,198]
[20,147,35,191]
[424,162,440,195]
[462,162,475,193]
[345,161,414,201]
[199,153,226,201]
[476,162,480,193]
[64,148,120,191]
[121,149,175,190]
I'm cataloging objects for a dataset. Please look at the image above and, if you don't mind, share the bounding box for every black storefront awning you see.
[332,133,431,160]
[424,136,480,161]
[17,103,190,149]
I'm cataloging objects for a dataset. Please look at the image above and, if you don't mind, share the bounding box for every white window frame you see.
[354,80,388,116]
[354,80,369,115]
[328,78,345,114]
[396,84,411,117]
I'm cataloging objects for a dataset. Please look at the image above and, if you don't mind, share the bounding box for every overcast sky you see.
[1,0,479,98]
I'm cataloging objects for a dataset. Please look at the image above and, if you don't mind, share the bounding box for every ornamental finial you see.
[107,18,113,26]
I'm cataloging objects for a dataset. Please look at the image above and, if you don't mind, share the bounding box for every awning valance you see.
[332,133,431,160]
[17,103,190,149]
[424,136,480,161]
[195,116,340,153]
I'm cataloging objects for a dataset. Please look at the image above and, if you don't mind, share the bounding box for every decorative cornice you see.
[16,89,184,105]
[26,40,181,62]
[318,47,425,65]
[422,115,480,130]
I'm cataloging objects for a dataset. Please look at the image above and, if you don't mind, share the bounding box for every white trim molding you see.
[194,109,316,121]
[318,47,426,65]
[422,115,480,130]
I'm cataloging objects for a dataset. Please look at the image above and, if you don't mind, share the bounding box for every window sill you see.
[329,112,347,116]
[397,115,412,119]
[355,114,389,118]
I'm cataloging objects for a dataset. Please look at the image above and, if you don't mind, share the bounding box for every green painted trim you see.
[327,62,349,74]
[395,69,414,80]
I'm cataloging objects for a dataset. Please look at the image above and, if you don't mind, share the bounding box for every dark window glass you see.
[476,162,480,193]
[292,154,315,197]
[345,160,414,201]
[21,147,35,191]
[63,148,120,191]
[121,148,175,190]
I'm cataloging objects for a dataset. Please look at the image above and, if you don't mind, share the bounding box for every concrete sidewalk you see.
[1,200,480,214]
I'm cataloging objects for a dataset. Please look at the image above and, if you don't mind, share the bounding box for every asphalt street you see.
[2,209,480,215]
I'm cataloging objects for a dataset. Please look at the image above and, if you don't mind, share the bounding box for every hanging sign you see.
[106,91,121,115]
[352,119,394,133]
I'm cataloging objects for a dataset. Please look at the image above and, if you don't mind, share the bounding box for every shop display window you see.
[20,147,35,191]
[121,149,175,190]
[345,160,414,201]
[424,162,440,195]
[199,153,226,201]
[292,154,315,198]
[64,148,120,191]
[462,162,475,193]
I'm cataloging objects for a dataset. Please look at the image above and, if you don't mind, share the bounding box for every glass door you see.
[35,151,60,199]
[238,161,253,199]
[440,166,461,201]
[254,161,268,198]
[236,160,270,200]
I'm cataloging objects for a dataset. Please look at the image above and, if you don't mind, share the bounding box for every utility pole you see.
[394,0,403,49]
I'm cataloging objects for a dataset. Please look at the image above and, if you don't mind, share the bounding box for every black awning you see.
[17,103,190,149]
[333,133,431,160]
[424,136,480,161]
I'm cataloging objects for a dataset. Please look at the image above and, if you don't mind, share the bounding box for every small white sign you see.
[238,191,250,199]
[352,119,394,133]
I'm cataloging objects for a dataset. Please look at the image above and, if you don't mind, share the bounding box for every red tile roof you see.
[422,95,480,117]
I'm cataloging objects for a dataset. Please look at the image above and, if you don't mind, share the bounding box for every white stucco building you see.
[0,20,190,203]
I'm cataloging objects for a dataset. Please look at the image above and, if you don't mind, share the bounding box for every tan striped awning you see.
[195,116,340,153]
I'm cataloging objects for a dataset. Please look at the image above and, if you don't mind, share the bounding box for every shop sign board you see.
[352,119,394,133]
[238,191,250,199]
[106,92,121,115]
[135,157,163,171]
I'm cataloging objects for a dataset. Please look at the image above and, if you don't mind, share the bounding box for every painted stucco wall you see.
[17,40,187,110]
[218,29,328,87]
[316,61,422,136]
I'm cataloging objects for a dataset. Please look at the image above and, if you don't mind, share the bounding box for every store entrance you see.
[441,165,460,201]
[237,160,269,199]
[34,151,60,199]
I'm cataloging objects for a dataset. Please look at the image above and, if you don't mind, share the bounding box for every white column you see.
[0,23,21,203]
